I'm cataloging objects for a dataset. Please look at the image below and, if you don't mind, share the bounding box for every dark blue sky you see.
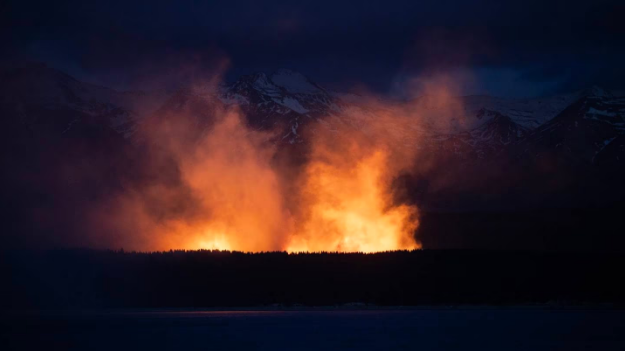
[2,0,624,97]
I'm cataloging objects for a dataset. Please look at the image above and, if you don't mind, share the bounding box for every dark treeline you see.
[416,207,625,251]
[2,249,624,310]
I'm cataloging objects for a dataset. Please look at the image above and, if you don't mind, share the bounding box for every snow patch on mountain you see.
[270,69,323,95]
[462,94,577,130]
[252,73,283,97]
[274,96,309,113]
[6,63,624,166]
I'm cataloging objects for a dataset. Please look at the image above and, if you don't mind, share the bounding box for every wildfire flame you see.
[286,131,419,252]
[137,111,420,253]
[286,153,418,251]
[88,73,474,253]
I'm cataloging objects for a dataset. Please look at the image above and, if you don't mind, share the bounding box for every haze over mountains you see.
[5,63,623,159]
[1,62,624,250]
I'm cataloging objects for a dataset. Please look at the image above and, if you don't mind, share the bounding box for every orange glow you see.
[287,146,419,252]
[88,72,472,253]
[148,110,294,252]
[150,111,419,252]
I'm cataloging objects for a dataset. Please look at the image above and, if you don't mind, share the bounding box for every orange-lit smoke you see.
[170,110,293,252]
[93,107,294,252]
[89,72,473,253]
[287,139,419,252]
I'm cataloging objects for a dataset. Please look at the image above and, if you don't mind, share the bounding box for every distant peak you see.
[245,72,269,83]
[476,108,507,120]
[229,72,280,94]
[581,85,614,99]
[269,69,324,94]
[251,72,268,80]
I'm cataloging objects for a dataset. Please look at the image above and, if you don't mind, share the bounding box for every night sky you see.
[2,0,624,97]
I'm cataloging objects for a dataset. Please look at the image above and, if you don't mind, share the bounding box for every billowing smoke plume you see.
[286,130,419,252]
[82,70,479,252]
[0,60,481,253]
[91,108,292,252]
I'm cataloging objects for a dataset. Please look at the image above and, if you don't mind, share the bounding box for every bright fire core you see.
[98,105,422,253]
[162,143,419,253]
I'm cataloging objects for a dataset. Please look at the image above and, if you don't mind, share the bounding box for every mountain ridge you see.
[2,62,624,176]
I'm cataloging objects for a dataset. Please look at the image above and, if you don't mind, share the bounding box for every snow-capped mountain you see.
[428,110,530,160]
[512,86,625,166]
[217,70,584,160]
[220,69,343,143]
[3,62,623,171]
[460,93,578,130]
[149,69,347,144]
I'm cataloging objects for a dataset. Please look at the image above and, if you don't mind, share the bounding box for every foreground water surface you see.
[3,309,625,350]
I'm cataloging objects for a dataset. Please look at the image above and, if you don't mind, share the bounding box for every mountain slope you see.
[512,87,625,167]
[219,69,342,144]
[2,63,624,213]
[0,62,167,137]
